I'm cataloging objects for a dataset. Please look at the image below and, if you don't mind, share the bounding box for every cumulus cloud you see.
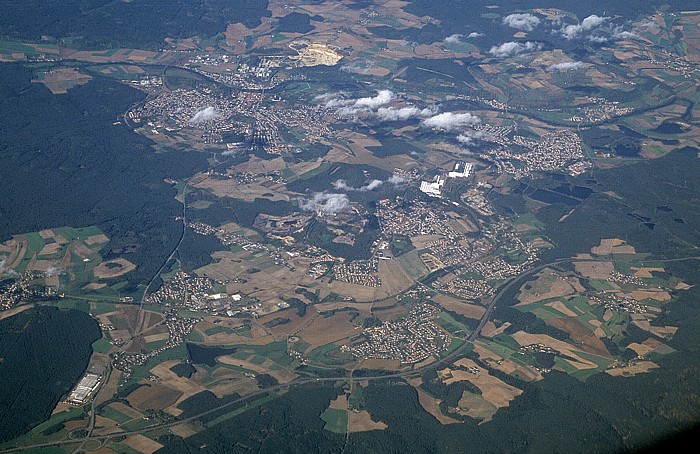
[333,175,406,192]
[422,112,481,131]
[467,32,484,38]
[0,259,16,277]
[375,106,436,121]
[445,34,464,44]
[503,13,541,32]
[299,192,350,214]
[354,90,395,109]
[559,14,607,39]
[489,41,542,58]
[388,174,407,185]
[189,106,220,124]
[548,61,587,71]
[456,129,491,146]
[611,27,637,40]
[320,90,395,118]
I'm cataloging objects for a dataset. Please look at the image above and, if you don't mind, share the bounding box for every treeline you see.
[0,65,209,289]
[0,306,100,443]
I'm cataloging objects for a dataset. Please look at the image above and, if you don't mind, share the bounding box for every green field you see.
[99,406,132,425]
[92,338,113,354]
[205,394,277,428]
[320,407,348,434]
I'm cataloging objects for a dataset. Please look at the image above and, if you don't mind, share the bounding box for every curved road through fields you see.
[5,255,699,453]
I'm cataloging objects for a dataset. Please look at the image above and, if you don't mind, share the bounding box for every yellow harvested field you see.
[407,378,461,425]
[38,229,55,239]
[0,304,34,321]
[169,423,199,439]
[627,342,654,356]
[357,358,402,370]
[574,261,614,279]
[93,416,122,436]
[38,243,62,256]
[348,410,388,432]
[298,312,358,347]
[216,356,297,384]
[627,290,671,302]
[123,434,163,454]
[329,394,348,410]
[410,234,444,249]
[545,300,578,318]
[143,332,170,343]
[208,377,259,398]
[433,295,485,319]
[517,270,577,306]
[607,361,659,377]
[630,267,665,278]
[510,331,600,370]
[149,361,207,404]
[632,317,677,338]
[447,358,523,409]
[591,238,636,255]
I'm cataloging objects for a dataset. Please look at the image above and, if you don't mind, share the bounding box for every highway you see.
[4,255,699,452]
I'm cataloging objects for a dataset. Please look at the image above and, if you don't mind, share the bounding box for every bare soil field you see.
[448,358,523,410]
[0,304,34,321]
[574,260,614,279]
[356,358,402,370]
[518,270,579,306]
[298,312,358,347]
[123,434,163,454]
[348,410,388,432]
[329,394,348,410]
[168,423,199,439]
[591,238,636,255]
[433,294,485,319]
[127,383,183,412]
[627,290,671,301]
[630,267,665,278]
[607,361,659,377]
[217,356,297,383]
[479,321,511,338]
[510,331,601,370]
[94,258,136,278]
[545,317,611,357]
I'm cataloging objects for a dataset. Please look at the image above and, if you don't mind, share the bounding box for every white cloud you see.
[456,129,490,146]
[489,41,542,58]
[559,14,607,40]
[422,112,481,131]
[388,174,407,185]
[321,90,395,118]
[611,27,637,40]
[548,61,586,71]
[503,13,541,32]
[299,192,350,214]
[467,32,484,38]
[189,106,220,124]
[333,175,406,192]
[375,106,436,121]
[445,34,464,44]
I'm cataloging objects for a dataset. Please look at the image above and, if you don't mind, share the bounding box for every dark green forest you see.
[0,0,271,50]
[0,64,209,288]
[0,306,100,443]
